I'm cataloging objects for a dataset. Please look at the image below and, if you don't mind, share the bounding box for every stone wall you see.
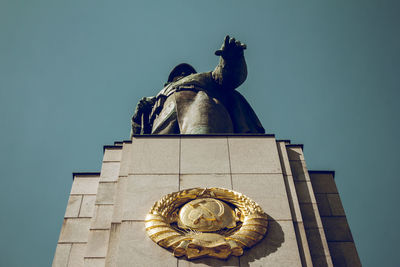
[53,135,360,267]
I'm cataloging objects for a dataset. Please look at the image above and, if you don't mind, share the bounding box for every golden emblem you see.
[145,188,268,260]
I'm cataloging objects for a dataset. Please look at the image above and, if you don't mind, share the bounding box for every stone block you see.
[52,243,71,267]
[327,194,345,216]
[123,174,179,220]
[315,194,331,216]
[299,203,324,229]
[321,217,353,242]
[130,137,179,174]
[310,255,334,267]
[100,162,120,182]
[305,228,331,257]
[64,195,82,218]
[239,220,302,266]
[293,222,313,267]
[328,242,361,267]
[276,145,304,224]
[112,176,127,223]
[103,148,122,162]
[276,142,293,176]
[91,205,114,229]
[289,160,310,181]
[85,230,110,258]
[232,174,292,220]
[228,137,282,174]
[68,243,86,267]
[79,195,96,218]
[105,223,121,267]
[283,174,303,223]
[116,221,177,266]
[309,173,338,194]
[180,137,230,174]
[178,256,239,267]
[294,181,317,204]
[70,177,99,195]
[180,174,231,190]
[286,146,305,161]
[83,258,105,267]
[95,182,116,205]
[119,142,132,176]
[59,218,91,243]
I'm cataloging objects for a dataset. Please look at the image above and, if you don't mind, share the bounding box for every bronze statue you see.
[131,35,265,135]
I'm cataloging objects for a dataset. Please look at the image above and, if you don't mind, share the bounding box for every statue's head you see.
[167,63,197,83]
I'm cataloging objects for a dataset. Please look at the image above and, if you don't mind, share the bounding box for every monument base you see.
[53,135,360,266]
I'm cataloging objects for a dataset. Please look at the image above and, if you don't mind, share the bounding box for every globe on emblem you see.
[178,198,237,232]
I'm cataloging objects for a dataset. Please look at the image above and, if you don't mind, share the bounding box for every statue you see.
[131,35,265,135]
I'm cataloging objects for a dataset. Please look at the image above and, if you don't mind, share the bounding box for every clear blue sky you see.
[1,1,399,266]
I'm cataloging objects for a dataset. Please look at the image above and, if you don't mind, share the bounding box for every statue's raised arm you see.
[212,35,248,90]
[131,35,264,136]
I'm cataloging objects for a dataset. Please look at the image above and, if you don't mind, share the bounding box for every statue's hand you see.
[133,97,155,120]
[215,35,246,59]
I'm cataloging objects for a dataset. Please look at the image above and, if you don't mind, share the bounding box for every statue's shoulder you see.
[178,72,213,85]
[157,72,215,97]
[181,72,218,90]
[192,71,213,80]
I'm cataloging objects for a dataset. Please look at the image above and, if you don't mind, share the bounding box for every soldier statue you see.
[131,35,265,135]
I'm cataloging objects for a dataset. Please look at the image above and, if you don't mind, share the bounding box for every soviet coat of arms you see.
[145,188,268,260]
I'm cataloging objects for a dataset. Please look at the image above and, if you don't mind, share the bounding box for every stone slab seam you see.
[76,195,83,219]
[178,137,181,190]
[226,137,234,190]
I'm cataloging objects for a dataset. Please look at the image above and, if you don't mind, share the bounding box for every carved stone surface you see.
[131,36,265,135]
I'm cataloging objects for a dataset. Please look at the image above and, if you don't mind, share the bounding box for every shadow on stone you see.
[286,147,303,161]
[180,256,239,266]
[240,215,284,267]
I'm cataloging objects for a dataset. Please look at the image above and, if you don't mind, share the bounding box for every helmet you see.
[167,63,197,83]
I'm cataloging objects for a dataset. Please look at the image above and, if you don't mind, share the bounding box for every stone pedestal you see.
[53,135,361,267]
